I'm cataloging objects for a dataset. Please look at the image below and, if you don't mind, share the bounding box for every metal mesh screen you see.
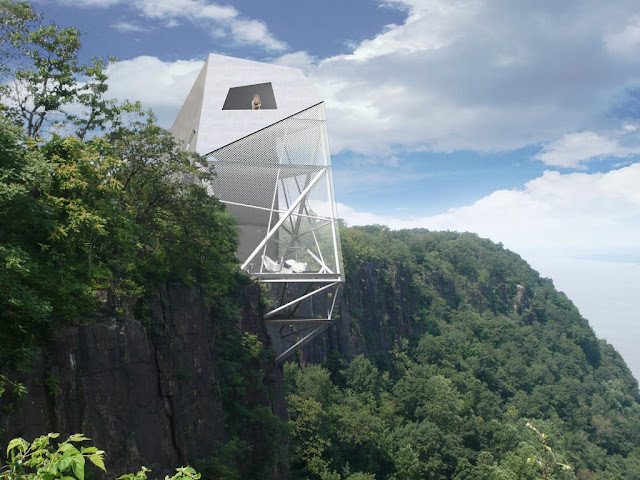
[202,102,343,280]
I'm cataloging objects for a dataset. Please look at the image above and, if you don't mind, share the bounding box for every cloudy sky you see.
[34,0,640,380]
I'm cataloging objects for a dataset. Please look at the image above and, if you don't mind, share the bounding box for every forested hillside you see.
[286,227,640,479]
[2,2,640,480]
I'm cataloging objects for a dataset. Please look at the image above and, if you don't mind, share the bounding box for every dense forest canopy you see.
[2,2,640,480]
[286,227,640,479]
[0,0,240,370]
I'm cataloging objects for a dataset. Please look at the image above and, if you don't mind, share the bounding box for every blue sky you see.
[32,0,640,380]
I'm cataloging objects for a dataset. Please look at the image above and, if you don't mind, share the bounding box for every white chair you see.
[262,255,282,273]
[285,259,307,273]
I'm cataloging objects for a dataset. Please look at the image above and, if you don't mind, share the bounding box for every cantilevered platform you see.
[171,54,343,362]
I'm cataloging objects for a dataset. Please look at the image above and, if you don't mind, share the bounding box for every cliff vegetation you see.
[286,226,640,479]
[2,3,640,480]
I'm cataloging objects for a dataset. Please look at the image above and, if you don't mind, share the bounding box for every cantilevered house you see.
[171,54,343,361]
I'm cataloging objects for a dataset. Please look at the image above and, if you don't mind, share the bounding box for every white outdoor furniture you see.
[262,255,308,274]
[262,255,283,273]
[285,259,307,273]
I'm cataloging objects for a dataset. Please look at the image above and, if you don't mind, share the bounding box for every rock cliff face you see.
[0,283,286,477]
[2,232,604,478]
[1,259,421,476]
[299,258,535,365]
[300,261,424,365]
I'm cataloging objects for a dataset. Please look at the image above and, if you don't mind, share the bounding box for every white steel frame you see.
[203,103,343,362]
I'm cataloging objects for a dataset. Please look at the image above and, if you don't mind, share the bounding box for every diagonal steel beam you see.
[264,282,339,319]
[274,322,334,363]
[241,167,327,270]
[265,317,332,324]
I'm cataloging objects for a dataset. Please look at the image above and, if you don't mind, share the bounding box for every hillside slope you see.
[3,96,639,477]
[287,226,640,479]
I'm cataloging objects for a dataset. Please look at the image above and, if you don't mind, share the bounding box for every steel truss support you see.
[200,102,343,363]
[264,282,338,319]
[274,322,333,363]
[264,281,341,363]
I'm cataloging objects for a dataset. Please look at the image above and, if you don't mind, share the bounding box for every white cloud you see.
[133,0,237,21]
[282,0,640,156]
[49,0,123,6]
[605,15,640,58]
[273,51,317,74]
[346,155,400,167]
[111,21,149,33]
[44,0,285,52]
[338,163,640,258]
[340,0,480,62]
[536,129,640,168]
[106,56,203,106]
[131,0,285,51]
[105,56,204,126]
[229,19,286,51]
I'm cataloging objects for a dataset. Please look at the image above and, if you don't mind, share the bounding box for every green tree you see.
[5,21,84,137]
[0,2,127,139]
[0,109,240,367]
[525,422,572,480]
[0,117,52,368]
[0,433,200,480]
[343,355,381,395]
[0,0,38,79]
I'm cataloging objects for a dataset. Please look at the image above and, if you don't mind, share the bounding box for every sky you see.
[32,0,640,381]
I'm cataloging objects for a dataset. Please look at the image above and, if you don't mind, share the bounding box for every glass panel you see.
[202,103,343,279]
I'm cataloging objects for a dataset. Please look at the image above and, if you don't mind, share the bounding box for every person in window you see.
[252,93,261,110]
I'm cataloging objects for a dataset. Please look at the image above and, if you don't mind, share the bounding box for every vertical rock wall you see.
[0,283,285,478]
[299,261,424,365]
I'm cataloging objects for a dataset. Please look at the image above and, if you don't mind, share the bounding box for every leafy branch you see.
[1,433,105,480]
[526,422,572,480]
[1,433,201,480]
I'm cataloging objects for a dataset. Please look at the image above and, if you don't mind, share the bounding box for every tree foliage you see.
[0,433,200,480]
[0,111,239,369]
[0,1,142,140]
[0,1,239,370]
[285,227,640,479]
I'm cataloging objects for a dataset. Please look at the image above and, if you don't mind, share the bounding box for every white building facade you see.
[171,54,343,361]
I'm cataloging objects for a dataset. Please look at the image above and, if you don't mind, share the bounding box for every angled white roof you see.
[171,54,322,154]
